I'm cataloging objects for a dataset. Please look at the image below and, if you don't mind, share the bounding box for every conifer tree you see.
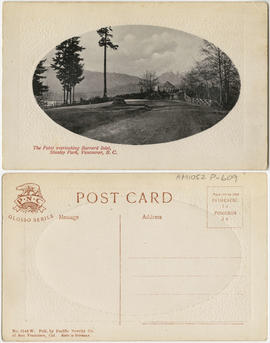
[51,37,84,104]
[33,59,48,97]
[97,27,119,99]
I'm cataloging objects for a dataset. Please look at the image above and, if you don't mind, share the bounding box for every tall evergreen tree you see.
[97,27,119,99]
[51,37,84,104]
[33,59,48,97]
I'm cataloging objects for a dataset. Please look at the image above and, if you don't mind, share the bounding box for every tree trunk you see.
[63,86,66,104]
[103,35,107,99]
[223,64,230,106]
[206,81,210,99]
[217,49,223,105]
[73,86,75,103]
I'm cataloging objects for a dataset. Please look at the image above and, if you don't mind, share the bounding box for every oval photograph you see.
[33,25,240,145]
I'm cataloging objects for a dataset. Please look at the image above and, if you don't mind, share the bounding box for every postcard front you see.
[2,2,268,169]
[2,173,267,340]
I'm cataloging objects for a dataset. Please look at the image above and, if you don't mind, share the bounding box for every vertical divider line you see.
[119,214,122,325]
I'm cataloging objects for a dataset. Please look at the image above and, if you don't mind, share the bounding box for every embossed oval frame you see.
[33,25,240,145]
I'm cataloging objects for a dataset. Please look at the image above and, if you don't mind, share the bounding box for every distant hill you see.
[44,68,141,100]
[43,68,183,101]
[158,71,183,86]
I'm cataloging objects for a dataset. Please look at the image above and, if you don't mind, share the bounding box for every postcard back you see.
[2,173,267,340]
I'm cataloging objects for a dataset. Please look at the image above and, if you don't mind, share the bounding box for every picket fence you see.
[184,94,212,107]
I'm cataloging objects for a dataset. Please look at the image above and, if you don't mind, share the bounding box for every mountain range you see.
[43,67,183,101]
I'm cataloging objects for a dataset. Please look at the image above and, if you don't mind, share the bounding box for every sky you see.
[45,25,204,77]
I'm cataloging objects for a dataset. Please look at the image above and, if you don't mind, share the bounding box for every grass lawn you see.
[44,100,228,145]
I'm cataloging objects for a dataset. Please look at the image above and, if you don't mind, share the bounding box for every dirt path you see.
[82,101,226,144]
[45,100,226,144]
